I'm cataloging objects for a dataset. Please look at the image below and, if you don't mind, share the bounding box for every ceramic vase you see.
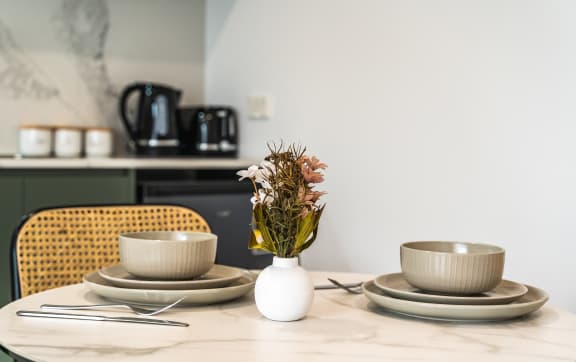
[254,256,314,321]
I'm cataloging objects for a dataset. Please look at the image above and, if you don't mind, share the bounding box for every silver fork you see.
[40,297,185,317]
[327,278,363,294]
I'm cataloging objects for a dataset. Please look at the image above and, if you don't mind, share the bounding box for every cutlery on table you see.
[326,278,363,294]
[40,297,185,317]
[16,310,188,327]
[314,280,364,291]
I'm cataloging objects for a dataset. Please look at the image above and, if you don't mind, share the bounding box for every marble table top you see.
[1,271,575,362]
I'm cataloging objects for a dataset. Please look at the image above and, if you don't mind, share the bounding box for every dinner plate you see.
[98,264,244,290]
[374,273,528,305]
[84,270,256,306]
[363,280,548,322]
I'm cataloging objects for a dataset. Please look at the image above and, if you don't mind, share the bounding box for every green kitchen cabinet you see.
[0,176,24,310]
[0,169,135,308]
[0,176,22,362]
[22,170,135,211]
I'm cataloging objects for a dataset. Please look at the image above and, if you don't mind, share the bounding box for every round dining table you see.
[0,271,575,362]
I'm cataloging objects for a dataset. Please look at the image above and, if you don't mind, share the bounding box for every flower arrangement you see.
[237,143,327,258]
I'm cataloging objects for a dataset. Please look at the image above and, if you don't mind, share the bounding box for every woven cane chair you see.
[10,204,210,300]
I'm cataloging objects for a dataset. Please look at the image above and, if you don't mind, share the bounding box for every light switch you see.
[247,95,273,120]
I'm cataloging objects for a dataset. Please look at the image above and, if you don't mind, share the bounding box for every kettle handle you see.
[223,108,237,139]
[118,84,143,143]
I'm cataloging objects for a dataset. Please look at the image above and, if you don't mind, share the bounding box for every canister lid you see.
[54,125,84,130]
[19,124,53,130]
[85,126,112,131]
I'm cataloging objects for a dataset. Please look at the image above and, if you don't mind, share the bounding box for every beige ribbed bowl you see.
[400,241,505,295]
[119,231,217,280]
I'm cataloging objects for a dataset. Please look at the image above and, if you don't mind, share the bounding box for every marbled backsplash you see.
[0,0,205,154]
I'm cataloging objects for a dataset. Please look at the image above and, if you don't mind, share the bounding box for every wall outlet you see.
[247,95,273,120]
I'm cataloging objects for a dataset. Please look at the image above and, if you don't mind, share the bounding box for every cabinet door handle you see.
[216,210,231,218]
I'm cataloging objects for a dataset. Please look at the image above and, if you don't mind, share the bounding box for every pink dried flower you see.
[300,155,327,183]
[298,187,325,205]
[303,156,327,170]
[305,190,326,203]
[302,167,325,183]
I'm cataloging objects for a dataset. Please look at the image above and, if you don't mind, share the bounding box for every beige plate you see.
[363,280,548,321]
[374,273,528,305]
[84,270,255,306]
[98,264,244,290]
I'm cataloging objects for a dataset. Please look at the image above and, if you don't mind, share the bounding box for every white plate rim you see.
[84,270,256,306]
[363,280,548,321]
[373,273,528,305]
[98,264,244,290]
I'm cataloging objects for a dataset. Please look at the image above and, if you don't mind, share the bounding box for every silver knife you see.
[17,310,189,327]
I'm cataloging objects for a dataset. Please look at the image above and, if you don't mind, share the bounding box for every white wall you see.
[0,0,205,154]
[206,0,576,311]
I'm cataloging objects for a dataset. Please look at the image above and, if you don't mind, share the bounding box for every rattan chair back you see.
[11,204,210,299]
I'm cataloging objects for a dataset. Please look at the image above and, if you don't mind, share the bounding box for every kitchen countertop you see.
[0,155,256,169]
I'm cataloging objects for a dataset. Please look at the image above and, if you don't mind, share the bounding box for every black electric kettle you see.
[119,82,182,155]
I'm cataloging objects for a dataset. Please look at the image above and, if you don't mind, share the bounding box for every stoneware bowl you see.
[119,231,217,280]
[400,241,505,295]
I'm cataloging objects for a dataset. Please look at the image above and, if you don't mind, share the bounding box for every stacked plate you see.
[362,273,548,322]
[83,264,256,306]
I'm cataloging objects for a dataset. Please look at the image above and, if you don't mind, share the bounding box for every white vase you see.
[254,256,314,321]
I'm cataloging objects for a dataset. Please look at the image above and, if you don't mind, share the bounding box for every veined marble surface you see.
[0,1,205,155]
[0,271,575,362]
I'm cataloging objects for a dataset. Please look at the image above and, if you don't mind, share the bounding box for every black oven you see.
[136,169,272,269]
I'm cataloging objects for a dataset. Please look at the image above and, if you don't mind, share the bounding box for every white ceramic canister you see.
[19,125,53,157]
[54,126,83,158]
[84,127,113,158]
